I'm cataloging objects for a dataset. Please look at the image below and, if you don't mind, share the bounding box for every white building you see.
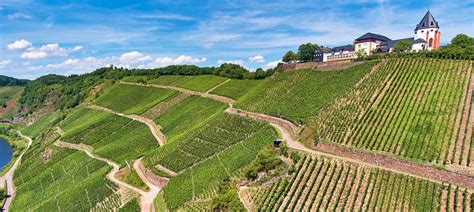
[414,10,440,50]
[353,10,440,55]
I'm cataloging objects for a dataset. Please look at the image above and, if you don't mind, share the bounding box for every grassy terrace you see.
[235,62,375,123]
[12,148,119,211]
[310,58,473,166]
[94,83,177,115]
[162,125,276,209]
[148,75,227,92]
[20,112,61,139]
[210,79,263,100]
[145,113,269,172]
[154,96,227,142]
[60,108,158,167]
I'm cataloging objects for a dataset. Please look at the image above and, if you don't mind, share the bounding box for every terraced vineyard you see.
[250,154,473,211]
[145,113,268,172]
[154,96,227,142]
[61,108,158,166]
[94,83,177,114]
[148,75,227,92]
[11,148,120,211]
[162,126,276,209]
[209,79,263,100]
[235,62,375,123]
[310,58,473,166]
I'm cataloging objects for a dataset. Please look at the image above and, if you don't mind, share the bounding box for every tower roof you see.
[415,11,439,31]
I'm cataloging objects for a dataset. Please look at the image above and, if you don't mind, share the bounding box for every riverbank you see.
[0,135,27,177]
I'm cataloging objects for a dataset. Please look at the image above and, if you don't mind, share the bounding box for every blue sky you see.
[0,0,473,79]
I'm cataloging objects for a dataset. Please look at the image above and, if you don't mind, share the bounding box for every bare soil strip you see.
[0,131,32,212]
[85,104,167,146]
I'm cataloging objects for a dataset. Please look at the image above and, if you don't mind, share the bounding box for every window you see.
[421,31,424,33]
[429,38,433,47]
[431,21,434,26]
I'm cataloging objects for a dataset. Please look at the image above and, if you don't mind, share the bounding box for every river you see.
[0,138,13,172]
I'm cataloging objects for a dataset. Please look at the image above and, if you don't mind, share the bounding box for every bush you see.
[245,147,282,179]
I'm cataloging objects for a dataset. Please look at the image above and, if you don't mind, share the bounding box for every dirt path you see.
[238,186,252,211]
[205,79,231,94]
[85,104,166,146]
[55,140,159,212]
[120,81,235,105]
[0,131,33,212]
[133,159,162,212]
[123,76,474,194]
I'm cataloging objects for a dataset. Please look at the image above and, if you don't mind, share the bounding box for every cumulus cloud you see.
[248,55,265,63]
[265,59,282,69]
[0,60,12,69]
[151,55,207,67]
[120,51,152,63]
[7,13,32,20]
[7,39,32,50]
[217,59,245,66]
[27,54,207,76]
[20,43,83,59]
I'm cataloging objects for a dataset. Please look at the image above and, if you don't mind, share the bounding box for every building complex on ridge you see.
[313,10,440,63]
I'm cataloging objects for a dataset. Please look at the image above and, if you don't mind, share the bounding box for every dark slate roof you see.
[331,44,354,52]
[415,11,439,31]
[355,32,391,42]
[378,38,426,52]
[315,46,332,53]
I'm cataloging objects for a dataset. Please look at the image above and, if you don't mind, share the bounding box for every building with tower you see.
[312,10,441,62]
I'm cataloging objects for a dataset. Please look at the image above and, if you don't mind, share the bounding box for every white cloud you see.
[7,39,32,50]
[27,54,207,76]
[217,59,245,66]
[248,55,265,63]
[265,59,282,69]
[7,13,32,20]
[120,51,152,63]
[151,55,207,67]
[0,60,12,69]
[72,46,83,51]
[20,43,83,59]
[21,51,48,59]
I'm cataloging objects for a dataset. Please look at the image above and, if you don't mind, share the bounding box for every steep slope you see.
[234,62,375,123]
[309,58,473,167]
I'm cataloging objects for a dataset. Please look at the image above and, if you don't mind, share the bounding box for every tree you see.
[451,34,474,48]
[282,51,298,63]
[297,43,318,62]
[393,39,413,53]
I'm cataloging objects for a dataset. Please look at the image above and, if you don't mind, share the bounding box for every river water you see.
[0,138,13,172]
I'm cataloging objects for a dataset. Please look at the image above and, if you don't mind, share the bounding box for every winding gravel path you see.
[54,141,160,212]
[0,131,33,212]
[120,78,474,192]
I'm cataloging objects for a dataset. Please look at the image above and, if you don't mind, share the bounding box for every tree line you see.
[18,63,276,113]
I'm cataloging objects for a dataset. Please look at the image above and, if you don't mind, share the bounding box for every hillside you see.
[1,58,473,211]
[0,86,23,119]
